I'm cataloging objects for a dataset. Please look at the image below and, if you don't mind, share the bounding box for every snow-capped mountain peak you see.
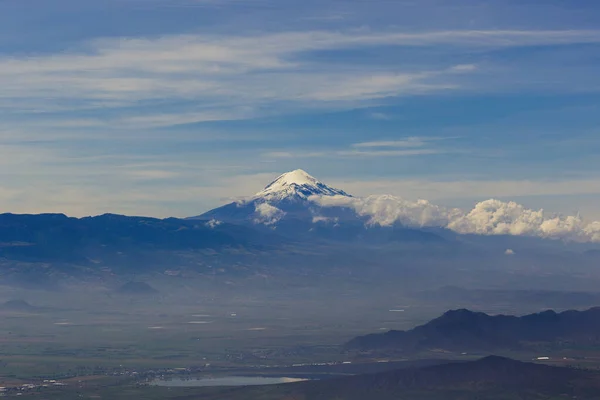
[254,169,351,200]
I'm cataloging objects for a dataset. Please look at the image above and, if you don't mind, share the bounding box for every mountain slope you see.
[0,212,280,267]
[346,307,600,352]
[195,169,353,226]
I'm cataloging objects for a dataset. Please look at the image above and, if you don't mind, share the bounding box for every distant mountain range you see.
[0,212,284,286]
[0,170,599,286]
[347,307,600,353]
[189,356,600,400]
[0,212,276,262]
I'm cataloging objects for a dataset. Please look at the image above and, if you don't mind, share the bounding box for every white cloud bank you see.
[311,195,600,242]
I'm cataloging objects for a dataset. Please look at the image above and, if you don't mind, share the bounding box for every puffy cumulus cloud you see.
[311,195,600,243]
[254,202,285,226]
[205,219,222,229]
[311,194,461,227]
[584,221,600,242]
[447,199,598,241]
[448,200,545,236]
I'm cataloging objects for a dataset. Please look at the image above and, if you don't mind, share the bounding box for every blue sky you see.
[1,0,600,218]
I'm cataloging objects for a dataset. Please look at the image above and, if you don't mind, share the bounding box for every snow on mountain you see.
[254,169,351,201]
[196,169,600,243]
[194,169,350,226]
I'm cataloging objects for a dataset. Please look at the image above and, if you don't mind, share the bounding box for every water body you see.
[151,376,309,387]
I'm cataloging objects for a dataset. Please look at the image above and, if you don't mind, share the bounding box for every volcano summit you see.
[195,169,356,228]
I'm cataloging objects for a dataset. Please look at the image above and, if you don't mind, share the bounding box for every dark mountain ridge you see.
[347,307,600,352]
[318,356,589,393]
[0,213,289,286]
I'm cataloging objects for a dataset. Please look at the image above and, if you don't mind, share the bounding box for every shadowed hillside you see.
[178,356,600,400]
[347,307,600,352]
[0,213,279,265]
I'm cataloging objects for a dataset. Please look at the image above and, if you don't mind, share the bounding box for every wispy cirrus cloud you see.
[262,136,458,159]
[352,137,437,148]
[262,148,443,159]
[337,149,443,157]
[2,29,600,125]
[367,111,395,120]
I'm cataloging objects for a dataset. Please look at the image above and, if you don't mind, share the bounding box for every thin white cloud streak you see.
[3,109,256,130]
[261,149,443,158]
[298,71,456,101]
[352,137,444,148]
[353,140,424,148]
[337,149,443,157]
[262,136,455,158]
[115,107,257,128]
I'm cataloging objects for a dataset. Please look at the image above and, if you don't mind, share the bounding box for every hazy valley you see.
[0,171,600,398]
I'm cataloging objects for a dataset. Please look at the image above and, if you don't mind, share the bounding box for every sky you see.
[1,0,600,219]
